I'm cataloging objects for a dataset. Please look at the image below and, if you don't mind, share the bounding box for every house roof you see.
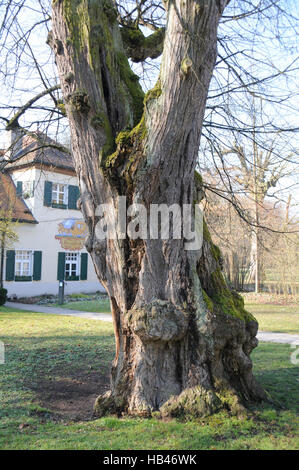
[5,131,75,173]
[0,173,37,224]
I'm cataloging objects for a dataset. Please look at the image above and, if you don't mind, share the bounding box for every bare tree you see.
[263,196,299,296]
[46,0,272,418]
[200,86,299,292]
[0,177,19,288]
[0,0,298,417]
[203,188,253,291]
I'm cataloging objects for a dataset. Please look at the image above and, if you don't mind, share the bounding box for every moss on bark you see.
[121,26,165,62]
[160,386,222,419]
[200,216,255,323]
[62,0,144,153]
[209,269,255,322]
[102,80,162,187]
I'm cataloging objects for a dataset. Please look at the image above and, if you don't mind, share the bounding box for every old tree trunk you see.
[51,0,266,417]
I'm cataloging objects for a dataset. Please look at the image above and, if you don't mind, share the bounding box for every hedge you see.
[0,287,7,306]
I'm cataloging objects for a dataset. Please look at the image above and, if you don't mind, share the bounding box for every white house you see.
[0,130,104,298]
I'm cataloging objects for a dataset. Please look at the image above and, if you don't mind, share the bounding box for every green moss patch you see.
[202,289,214,312]
[210,269,255,322]
[120,26,165,62]
[160,386,222,419]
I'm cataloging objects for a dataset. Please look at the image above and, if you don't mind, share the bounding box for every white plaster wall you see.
[4,168,105,298]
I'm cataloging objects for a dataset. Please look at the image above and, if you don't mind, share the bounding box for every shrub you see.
[0,287,7,306]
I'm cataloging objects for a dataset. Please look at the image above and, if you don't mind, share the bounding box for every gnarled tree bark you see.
[51,0,266,418]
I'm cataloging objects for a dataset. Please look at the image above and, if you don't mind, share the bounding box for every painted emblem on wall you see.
[55,219,88,251]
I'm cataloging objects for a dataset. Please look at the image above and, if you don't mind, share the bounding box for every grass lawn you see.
[51,299,111,313]
[0,306,298,450]
[245,303,299,334]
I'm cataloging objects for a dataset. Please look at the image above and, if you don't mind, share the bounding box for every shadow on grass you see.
[1,330,298,425]
[0,333,115,421]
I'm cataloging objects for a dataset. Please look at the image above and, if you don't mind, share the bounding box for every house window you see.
[44,182,79,210]
[52,183,68,206]
[57,252,88,282]
[15,250,32,279]
[5,250,42,282]
[65,252,80,280]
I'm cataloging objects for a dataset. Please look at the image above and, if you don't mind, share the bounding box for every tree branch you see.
[120,26,165,62]
[5,84,61,130]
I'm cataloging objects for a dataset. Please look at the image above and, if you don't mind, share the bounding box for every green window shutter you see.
[57,252,66,281]
[68,185,80,210]
[44,181,52,207]
[5,250,15,281]
[80,253,88,280]
[16,181,23,198]
[33,251,42,281]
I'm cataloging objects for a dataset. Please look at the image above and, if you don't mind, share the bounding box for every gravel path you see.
[257,331,299,345]
[5,301,113,322]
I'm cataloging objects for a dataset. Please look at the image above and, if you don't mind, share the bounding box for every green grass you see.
[51,299,111,313]
[245,302,299,334]
[68,293,99,299]
[0,307,298,450]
